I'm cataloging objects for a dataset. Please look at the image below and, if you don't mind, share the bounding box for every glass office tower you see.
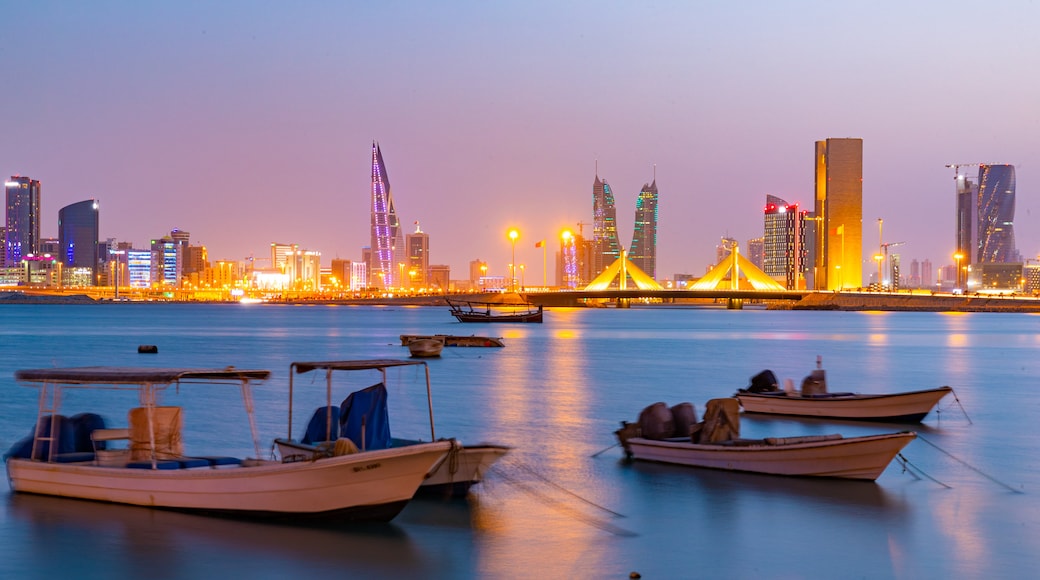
[5,176,41,266]
[629,179,658,280]
[58,199,100,285]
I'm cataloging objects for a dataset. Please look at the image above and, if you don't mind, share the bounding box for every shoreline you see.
[5,289,1040,313]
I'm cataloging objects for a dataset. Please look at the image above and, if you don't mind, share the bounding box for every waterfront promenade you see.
[5,287,1040,312]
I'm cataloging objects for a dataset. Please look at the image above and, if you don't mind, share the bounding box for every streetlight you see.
[953,253,964,291]
[519,264,525,290]
[508,229,519,292]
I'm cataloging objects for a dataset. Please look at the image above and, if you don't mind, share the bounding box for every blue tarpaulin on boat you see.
[4,414,103,460]
[339,383,390,451]
[302,406,340,444]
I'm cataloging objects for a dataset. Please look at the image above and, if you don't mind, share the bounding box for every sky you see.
[4,0,1040,284]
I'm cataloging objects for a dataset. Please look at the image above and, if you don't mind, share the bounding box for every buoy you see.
[138,345,158,354]
[630,573,641,579]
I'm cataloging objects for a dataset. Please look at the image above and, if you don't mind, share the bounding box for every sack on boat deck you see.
[748,370,780,393]
[129,406,183,461]
[670,403,698,437]
[800,369,827,396]
[638,402,674,440]
[696,398,740,443]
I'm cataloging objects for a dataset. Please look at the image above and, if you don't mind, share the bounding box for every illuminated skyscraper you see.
[592,172,621,276]
[629,178,658,280]
[405,221,429,288]
[814,138,862,290]
[370,142,404,289]
[58,199,100,285]
[977,164,1017,263]
[763,195,808,289]
[5,176,41,266]
[150,236,180,286]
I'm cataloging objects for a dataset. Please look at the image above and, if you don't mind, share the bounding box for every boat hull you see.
[451,312,542,323]
[735,386,952,422]
[400,335,504,347]
[415,443,511,497]
[618,432,915,481]
[6,441,453,522]
[406,338,444,358]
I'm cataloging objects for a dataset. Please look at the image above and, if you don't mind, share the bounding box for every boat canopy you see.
[15,367,271,385]
[291,359,426,375]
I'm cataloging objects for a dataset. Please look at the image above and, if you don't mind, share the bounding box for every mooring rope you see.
[590,442,620,458]
[499,457,626,518]
[946,387,973,424]
[916,434,1022,493]
[489,462,636,537]
[896,453,952,488]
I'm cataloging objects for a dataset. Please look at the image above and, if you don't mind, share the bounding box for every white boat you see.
[616,399,915,481]
[406,337,444,358]
[4,367,452,522]
[735,361,953,422]
[735,386,953,422]
[273,359,510,497]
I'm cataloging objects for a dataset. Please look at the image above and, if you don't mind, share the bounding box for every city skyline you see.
[3,2,1039,281]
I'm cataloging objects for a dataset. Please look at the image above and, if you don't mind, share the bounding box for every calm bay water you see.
[0,303,1037,579]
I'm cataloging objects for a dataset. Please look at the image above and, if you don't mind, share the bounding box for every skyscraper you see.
[58,199,100,285]
[977,164,1017,263]
[763,195,808,289]
[629,178,658,280]
[954,171,978,276]
[150,236,180,286]
[5,176,41,266]
[405,221,429,288]
[814,138,863,290]
[370,142,404,289]
[592,172,621,276]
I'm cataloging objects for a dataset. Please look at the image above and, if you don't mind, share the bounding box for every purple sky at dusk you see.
[4,1,1040,284]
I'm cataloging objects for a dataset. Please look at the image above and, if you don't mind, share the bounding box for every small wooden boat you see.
[5,367,452,522]
[616,399,915,481]
[399,334,505,347]
[273,359,510,497]
[735,360,953,422]
[406,337,444,358]
[447,299,543,323]
[735,387,953,423]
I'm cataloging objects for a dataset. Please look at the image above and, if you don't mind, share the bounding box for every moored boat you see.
[406,337,444,358]
[735,360,954,422]
[4,367,452,522]
[446,299,543,323]
[400,334,505,347]
[616,398,915,481]
[273,359,510,497]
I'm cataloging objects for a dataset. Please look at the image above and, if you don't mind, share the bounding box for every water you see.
[0,304,1037,578]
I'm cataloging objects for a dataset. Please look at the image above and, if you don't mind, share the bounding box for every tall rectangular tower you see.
[954,172,978,275]
[5,176,42,266]
[814,138,862,290]
[763,195,808,289]
[405,222,429,289]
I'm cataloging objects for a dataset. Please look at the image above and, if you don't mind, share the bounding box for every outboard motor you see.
[747,370,780,393]
[801,356,828,396]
